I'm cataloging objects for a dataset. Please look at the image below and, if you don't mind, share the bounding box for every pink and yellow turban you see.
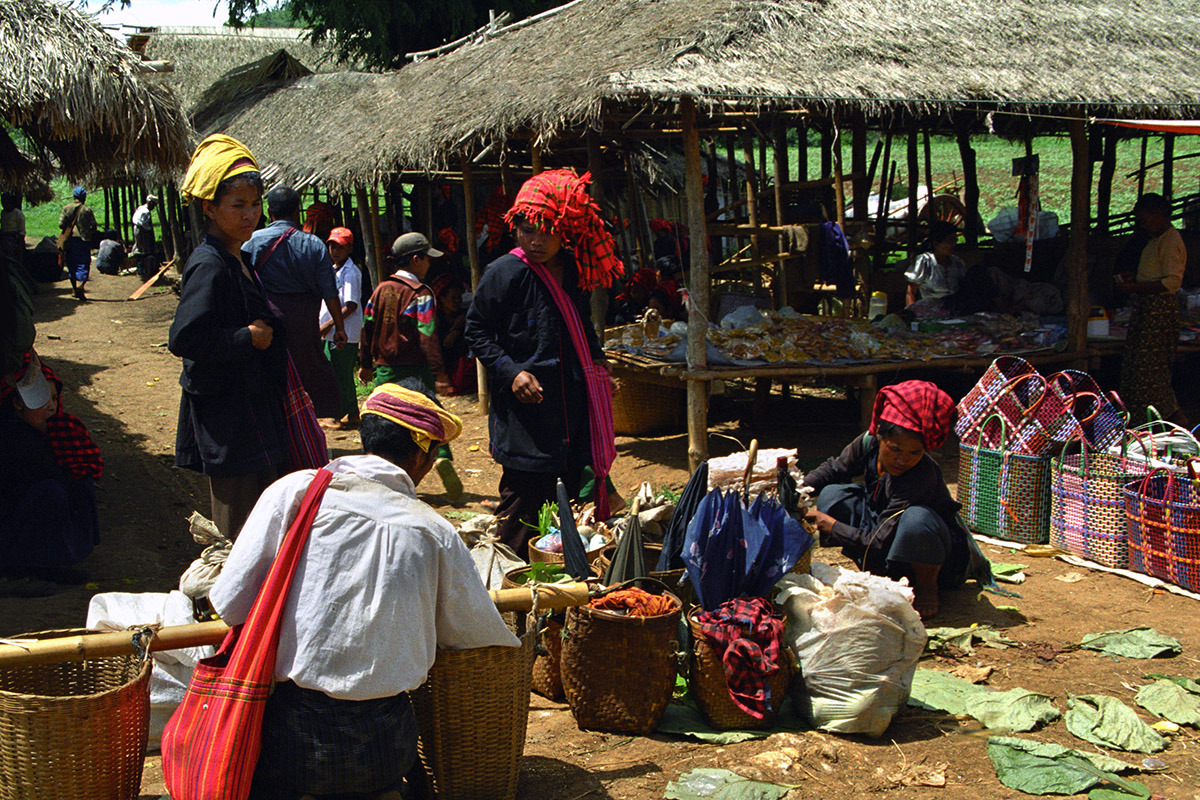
[361,384,463,452]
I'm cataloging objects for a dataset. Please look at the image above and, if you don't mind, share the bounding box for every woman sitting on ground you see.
[905,221,998,317]
[803,380,968,619]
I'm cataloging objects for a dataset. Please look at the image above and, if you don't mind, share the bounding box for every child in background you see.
[428,273,476,396]
[904,221,964,308]
[319,227,363,429]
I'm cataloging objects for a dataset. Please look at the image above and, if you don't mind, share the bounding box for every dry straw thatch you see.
[0,0,190,187]
[193,0,1200,189]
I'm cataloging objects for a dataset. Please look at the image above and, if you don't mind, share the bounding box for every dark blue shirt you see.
[242,220,337,302]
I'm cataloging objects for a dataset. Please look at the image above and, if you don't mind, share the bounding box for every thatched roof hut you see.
[0,0,190,188]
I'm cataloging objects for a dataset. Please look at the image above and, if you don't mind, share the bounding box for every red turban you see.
[504,168,624,291]
[869,380,955,451]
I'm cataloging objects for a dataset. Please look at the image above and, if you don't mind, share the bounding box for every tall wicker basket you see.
[0,629,151,800]
[687,610,791,730]
[410,624,536,800]
[560,592,681,735]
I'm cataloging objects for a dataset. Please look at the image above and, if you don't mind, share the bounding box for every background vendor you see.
[1117,192,1187,426]
[803,380,968,619]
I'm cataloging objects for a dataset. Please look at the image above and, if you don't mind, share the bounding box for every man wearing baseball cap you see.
[319,227,364,430]
[358,231,461,500]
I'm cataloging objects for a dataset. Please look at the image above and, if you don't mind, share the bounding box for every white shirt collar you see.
[324,454,416,496]
[393,269,419,283]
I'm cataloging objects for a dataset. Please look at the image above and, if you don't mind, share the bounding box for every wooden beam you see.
[1067,118,1091,355]
[461,160,489,414]
[779,173,862,192]
[682,96,710,472]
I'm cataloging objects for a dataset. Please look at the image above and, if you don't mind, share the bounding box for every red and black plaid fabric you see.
[869,379,955,451]
[302,202,335,241]
[474,186,510,253]
[2,352,103,480]
[695,597,785,720]
[504,169,625,291]
[436,226,459,255]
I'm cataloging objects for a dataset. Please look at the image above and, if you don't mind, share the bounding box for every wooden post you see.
[923,128,934,205]
[682,96,710,472]
[851,115,868,221]
[163,183,178,261]
[530,143,543,176]
[742,131,760,287]
[354,184,381,287]
[773,119,789,305]
[155,184,171,261]
[103,186,111,231]
[187,200,203,249]
[797,122,808,182]
[586,130,609,341]
[906,126,920,259]
[877,130,893,221]
[1137,135,1148,198]
[724,136,740,220]
[704,139,719,219]
[1163,134,1175,202]
[832,130,846,228]
[819,128,832,181]
[370,185,386,281]
[1066,118,1090,355]
[955,122,980,247]
[461,160,489,414]
[1096,130,1118,233]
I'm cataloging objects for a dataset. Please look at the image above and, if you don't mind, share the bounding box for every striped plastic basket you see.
[1122,462,1200,591]
[1046,370,1127,451]
[955,356,1045,447]
[1051,441,1152,569]
[958,415,1053,544]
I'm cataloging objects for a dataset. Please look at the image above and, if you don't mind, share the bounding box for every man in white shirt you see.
[209,382,518,799]
[319,227,364,430]
[130,194,158,280]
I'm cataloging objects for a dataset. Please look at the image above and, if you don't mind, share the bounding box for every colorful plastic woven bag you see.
[161,468,334,800]
[957,415,1053,544]
[1045,370,1126,451]
[1116,406,1200,473]
[955,356,1045,447]
[1123,461,1200,591]
[1051,437,1152,569]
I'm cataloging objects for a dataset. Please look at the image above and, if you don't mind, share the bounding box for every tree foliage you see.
[224,0,563,68]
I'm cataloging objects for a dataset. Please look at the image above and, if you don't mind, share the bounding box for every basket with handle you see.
[1051,435,1153,568]
[686,608,791,731]
[1046,370,1127,451]
[0,628,152,800]
[1118,406,1200,473]
[410,616,536,800]
[955,356,1044,446]
[957,414,1053,544]
[1122,460,1200,591]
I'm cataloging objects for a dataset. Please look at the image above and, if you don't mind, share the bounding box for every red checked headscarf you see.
[1,353,103,479]
[504,169,624,291]
[869,380,955,451]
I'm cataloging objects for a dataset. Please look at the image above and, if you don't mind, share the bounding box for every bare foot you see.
[318,418,343,430]
[910,562,941,620]
[481,498,501,512]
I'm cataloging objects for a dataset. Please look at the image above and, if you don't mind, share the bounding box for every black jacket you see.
[169,236,289,477]
[464,252,604,474]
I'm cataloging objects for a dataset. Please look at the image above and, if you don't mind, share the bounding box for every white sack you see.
[775,564,926,737]
[469,535,526,590]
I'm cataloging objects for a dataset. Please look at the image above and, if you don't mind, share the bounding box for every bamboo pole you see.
[851,115,868,221]
[1096,130,1118,232]
[530,143,543,176]
[923,128,934,205]
[1163,134,1175,202]
[1067,118,1091,355]
[832,131,846,228]
[1137,135,1148,197]
[772,119,789,306]
[877,131,893,221]
[587,130,610,340]
[682,96,710,472]
[819,129,832,182]
[354,184,381,287]
[956,123,980,247]
[461,160,489,414]
[906,126,919,259]
[0,583,592,669]
[742,131,760,287]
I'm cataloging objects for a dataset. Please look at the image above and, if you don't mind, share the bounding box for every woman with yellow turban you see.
[168,134,291,541]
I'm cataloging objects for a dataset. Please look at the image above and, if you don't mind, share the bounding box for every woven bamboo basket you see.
[0,628,151,800]
[560,592,681,735]
[611,376,685,436]
[687,610,791,730]
[594,542,663,579]
[528,534,610,566]
[499,567,563,698]
[410,624,536,800]
[790,541,816,575]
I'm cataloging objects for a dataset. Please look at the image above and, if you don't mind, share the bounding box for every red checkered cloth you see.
[505,169,624,291]
[869,379,955,451]
[302,202,335,241]
[695,597,785,720]
[436,226,459,255]
[475,186,510,253]
[2,352,102,480]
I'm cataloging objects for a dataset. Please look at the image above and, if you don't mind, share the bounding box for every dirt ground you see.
[5,272,1200,800]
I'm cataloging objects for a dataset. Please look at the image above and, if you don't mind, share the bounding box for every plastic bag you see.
[86,590,215,752]
[774,563,926,736]
[178,511,231,600]
[467,532,526,590]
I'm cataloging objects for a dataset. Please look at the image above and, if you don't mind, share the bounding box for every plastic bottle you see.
[868,291,888,319]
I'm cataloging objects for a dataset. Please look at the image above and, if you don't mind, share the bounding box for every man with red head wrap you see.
[802,380,968,619]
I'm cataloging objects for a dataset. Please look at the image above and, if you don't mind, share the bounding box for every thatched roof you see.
[0,0,190,188]
[138,26,345,114]
[192,0,1200,188]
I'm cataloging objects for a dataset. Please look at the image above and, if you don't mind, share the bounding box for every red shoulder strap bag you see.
[161,467,334,800]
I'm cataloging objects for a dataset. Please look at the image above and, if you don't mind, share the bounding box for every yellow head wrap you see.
[180,134,260,204]
[361,383,463,453]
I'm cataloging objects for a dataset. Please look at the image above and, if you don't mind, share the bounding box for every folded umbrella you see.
[604,497,648,584]
[657,461,708,572]
[557,479,592,580]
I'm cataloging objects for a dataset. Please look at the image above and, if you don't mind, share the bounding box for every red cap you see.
[326,227,353,246]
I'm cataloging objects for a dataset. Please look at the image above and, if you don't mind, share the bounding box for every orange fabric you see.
[589,588,678,617]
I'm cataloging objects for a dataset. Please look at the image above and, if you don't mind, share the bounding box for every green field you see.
[21,133,1198,240]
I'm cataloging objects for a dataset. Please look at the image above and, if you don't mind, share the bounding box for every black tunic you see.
[169,235,289,478]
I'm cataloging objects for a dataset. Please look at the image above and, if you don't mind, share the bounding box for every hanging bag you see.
[161,468,334,800]
[1123,460,1200,591]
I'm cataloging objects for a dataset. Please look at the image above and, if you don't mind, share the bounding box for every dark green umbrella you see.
[656,462,708,572]
[557,479,592,580]
[604,497,648,584]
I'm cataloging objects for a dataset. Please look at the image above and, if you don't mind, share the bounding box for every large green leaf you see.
[1135,679,1200,727]
[987,737,1143,796]
[663,768,795,800]
[925,624,1017,654]
[1080,628,1182,659]
[908,670,1058,732]
[1065,695,1166,753]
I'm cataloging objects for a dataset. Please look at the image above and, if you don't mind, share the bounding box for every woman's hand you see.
[805,509,837,536]
[248,318,273,350]
[358,367,375,386]
[512,371,543,404]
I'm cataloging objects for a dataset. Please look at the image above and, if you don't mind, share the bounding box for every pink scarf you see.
[514,247,616,519]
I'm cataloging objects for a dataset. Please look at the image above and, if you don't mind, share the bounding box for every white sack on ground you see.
[775,564,926,737]
[86,590,215,752]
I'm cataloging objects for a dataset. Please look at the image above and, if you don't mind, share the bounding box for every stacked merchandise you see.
[955,357,1126,545]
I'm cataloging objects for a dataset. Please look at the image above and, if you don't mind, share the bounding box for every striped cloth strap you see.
[516,247,616,520]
